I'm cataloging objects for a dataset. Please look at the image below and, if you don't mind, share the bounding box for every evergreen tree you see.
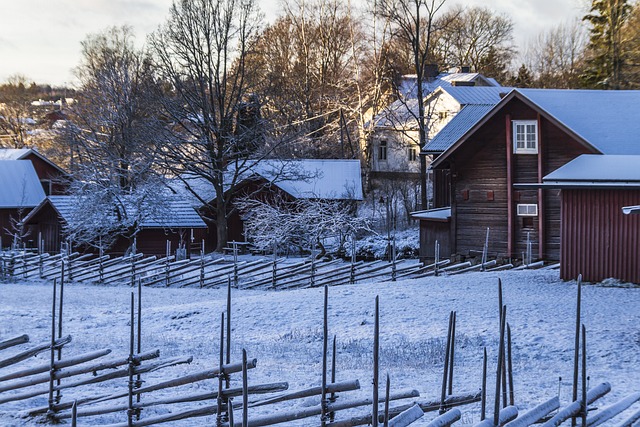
[513,64,534,88]
[582,0,631,89]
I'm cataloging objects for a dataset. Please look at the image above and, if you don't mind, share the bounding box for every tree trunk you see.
[216,202,228,252]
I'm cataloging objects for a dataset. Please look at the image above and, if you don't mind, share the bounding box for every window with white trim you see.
[378,140,387,161]
[516,203,538,216]
[513,120,538,154]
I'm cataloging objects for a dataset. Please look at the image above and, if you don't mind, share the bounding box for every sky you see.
[0,0,587,87]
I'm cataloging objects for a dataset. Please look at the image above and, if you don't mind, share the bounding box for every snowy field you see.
[0,269,639,426]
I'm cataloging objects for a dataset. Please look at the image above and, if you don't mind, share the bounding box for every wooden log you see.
[486,264,513,272]
[541,382,611,427]
[393,391,482,414]
[250,380,360,408]
[586,392,640,427]
[397,260,450,279]
[541,263,560,270]
[204,260,273,288]
[388,404,424,427]
[54,382,288,420]
[441,261,472,272]
[614,406,640,427]
[0,335,71,369]
[0,348,111,382]
[474,405,518,427]
[221,389,420,427]
[511,261,544,271]
[424,408,462,427]
[242,260,321,289]
[0,334,29,351]
[503,397,559,427]
[448,260,497,275]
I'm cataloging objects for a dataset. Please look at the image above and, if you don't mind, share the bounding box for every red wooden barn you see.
[22,195,208,257]
[0,148,67,195]
[0,160,46,248]
[415,89,640,263]
[527,155,640,284]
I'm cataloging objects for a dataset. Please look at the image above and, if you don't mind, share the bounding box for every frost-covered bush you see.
[350,229,419,260]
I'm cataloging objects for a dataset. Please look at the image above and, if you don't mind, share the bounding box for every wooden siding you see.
[419,219,451,262]
[446,98,594,261]
[561,189,640,284]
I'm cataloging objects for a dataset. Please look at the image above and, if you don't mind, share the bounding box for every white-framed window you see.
[513,120,538,154]
[408,147,417,161]
[517,203,538,216]
[378,140,388,161]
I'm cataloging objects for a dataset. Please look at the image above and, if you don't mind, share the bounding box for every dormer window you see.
[513,120,538,154]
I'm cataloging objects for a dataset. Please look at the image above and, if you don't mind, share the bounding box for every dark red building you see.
[0,148,67,195]
[528,155,640,284]
[416,89,640,263]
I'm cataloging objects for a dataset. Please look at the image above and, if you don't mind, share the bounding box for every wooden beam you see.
[505,114,513,259]
[537,113,545,259]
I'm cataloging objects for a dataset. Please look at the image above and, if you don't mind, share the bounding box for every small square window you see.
[513,120,538,154]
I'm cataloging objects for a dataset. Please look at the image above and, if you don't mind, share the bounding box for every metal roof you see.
[544,154,640,182]
[517,89,640,155]
[0,148,66,173]
[39,195,207,229]
[0,160,46,208]
[436,86,509,105]
[398,73,501,98]
[423,104,496,153]
[176,159,363,203]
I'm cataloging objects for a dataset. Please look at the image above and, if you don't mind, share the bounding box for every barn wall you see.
[419,219,451,262]
[448,97,593,261]
[561,189,640,284]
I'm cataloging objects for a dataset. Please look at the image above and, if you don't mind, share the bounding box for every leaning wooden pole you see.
[127,292,135,427]
[242,349,249,427]
[373,295,380,427]
[71,400,77,427]
[440,311,453,414]
[47,278,57,420]
[136,278,143,420]
[572,275,582,427]
[481,347,487,421]
[494,306,507,427]
[226,278,232,388]
[330,335,337,423]
[507,324,514,406]
[217,312,226,427]
[56,273,64,404]
[384,373,391,427]
[448,311,456,396]
[581,325,587,427]
[321,286,329,427]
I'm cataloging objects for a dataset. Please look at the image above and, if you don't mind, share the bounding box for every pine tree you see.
[513,64,534,88]
[582,0,631,89]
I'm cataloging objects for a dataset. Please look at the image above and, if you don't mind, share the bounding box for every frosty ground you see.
[0,268,638,426]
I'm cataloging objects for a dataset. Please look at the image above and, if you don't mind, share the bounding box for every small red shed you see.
[540,155,640,284]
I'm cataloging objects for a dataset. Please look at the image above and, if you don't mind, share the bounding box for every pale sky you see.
[0,0,587,87]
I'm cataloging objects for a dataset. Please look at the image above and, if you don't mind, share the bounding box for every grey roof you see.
[398,73,501,98]
[176,159,363,203]
[42,195,207,229]
[0,148,66,173]
[423,104,496,153]
[0,160,46,208]
[438,86,509,105]
[517,89,640,155]
[544,155,640,183]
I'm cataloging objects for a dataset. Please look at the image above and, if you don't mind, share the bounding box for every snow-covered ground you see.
[0,269,639,426]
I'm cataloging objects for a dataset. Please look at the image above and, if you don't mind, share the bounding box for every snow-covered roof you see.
[175,159,363,203]
[410,207,451,221]
[517,89,640,155]
[0,148,66,173]
[543,154,640,185]
[397,72,501,99]
[0,160,46,208]
[432,89,640,169]
[423,104,496,153]
[28,195,207,229]
[372,86,507,130]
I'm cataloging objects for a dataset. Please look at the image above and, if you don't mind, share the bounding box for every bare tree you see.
[523,20,587,88]
[62,26,165,250]
[433,5,515,77]
[374,0,448,209]
[0,75,36,148]
[150,0,268,252]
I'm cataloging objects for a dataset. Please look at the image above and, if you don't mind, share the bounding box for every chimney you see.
[423,64,439,80]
